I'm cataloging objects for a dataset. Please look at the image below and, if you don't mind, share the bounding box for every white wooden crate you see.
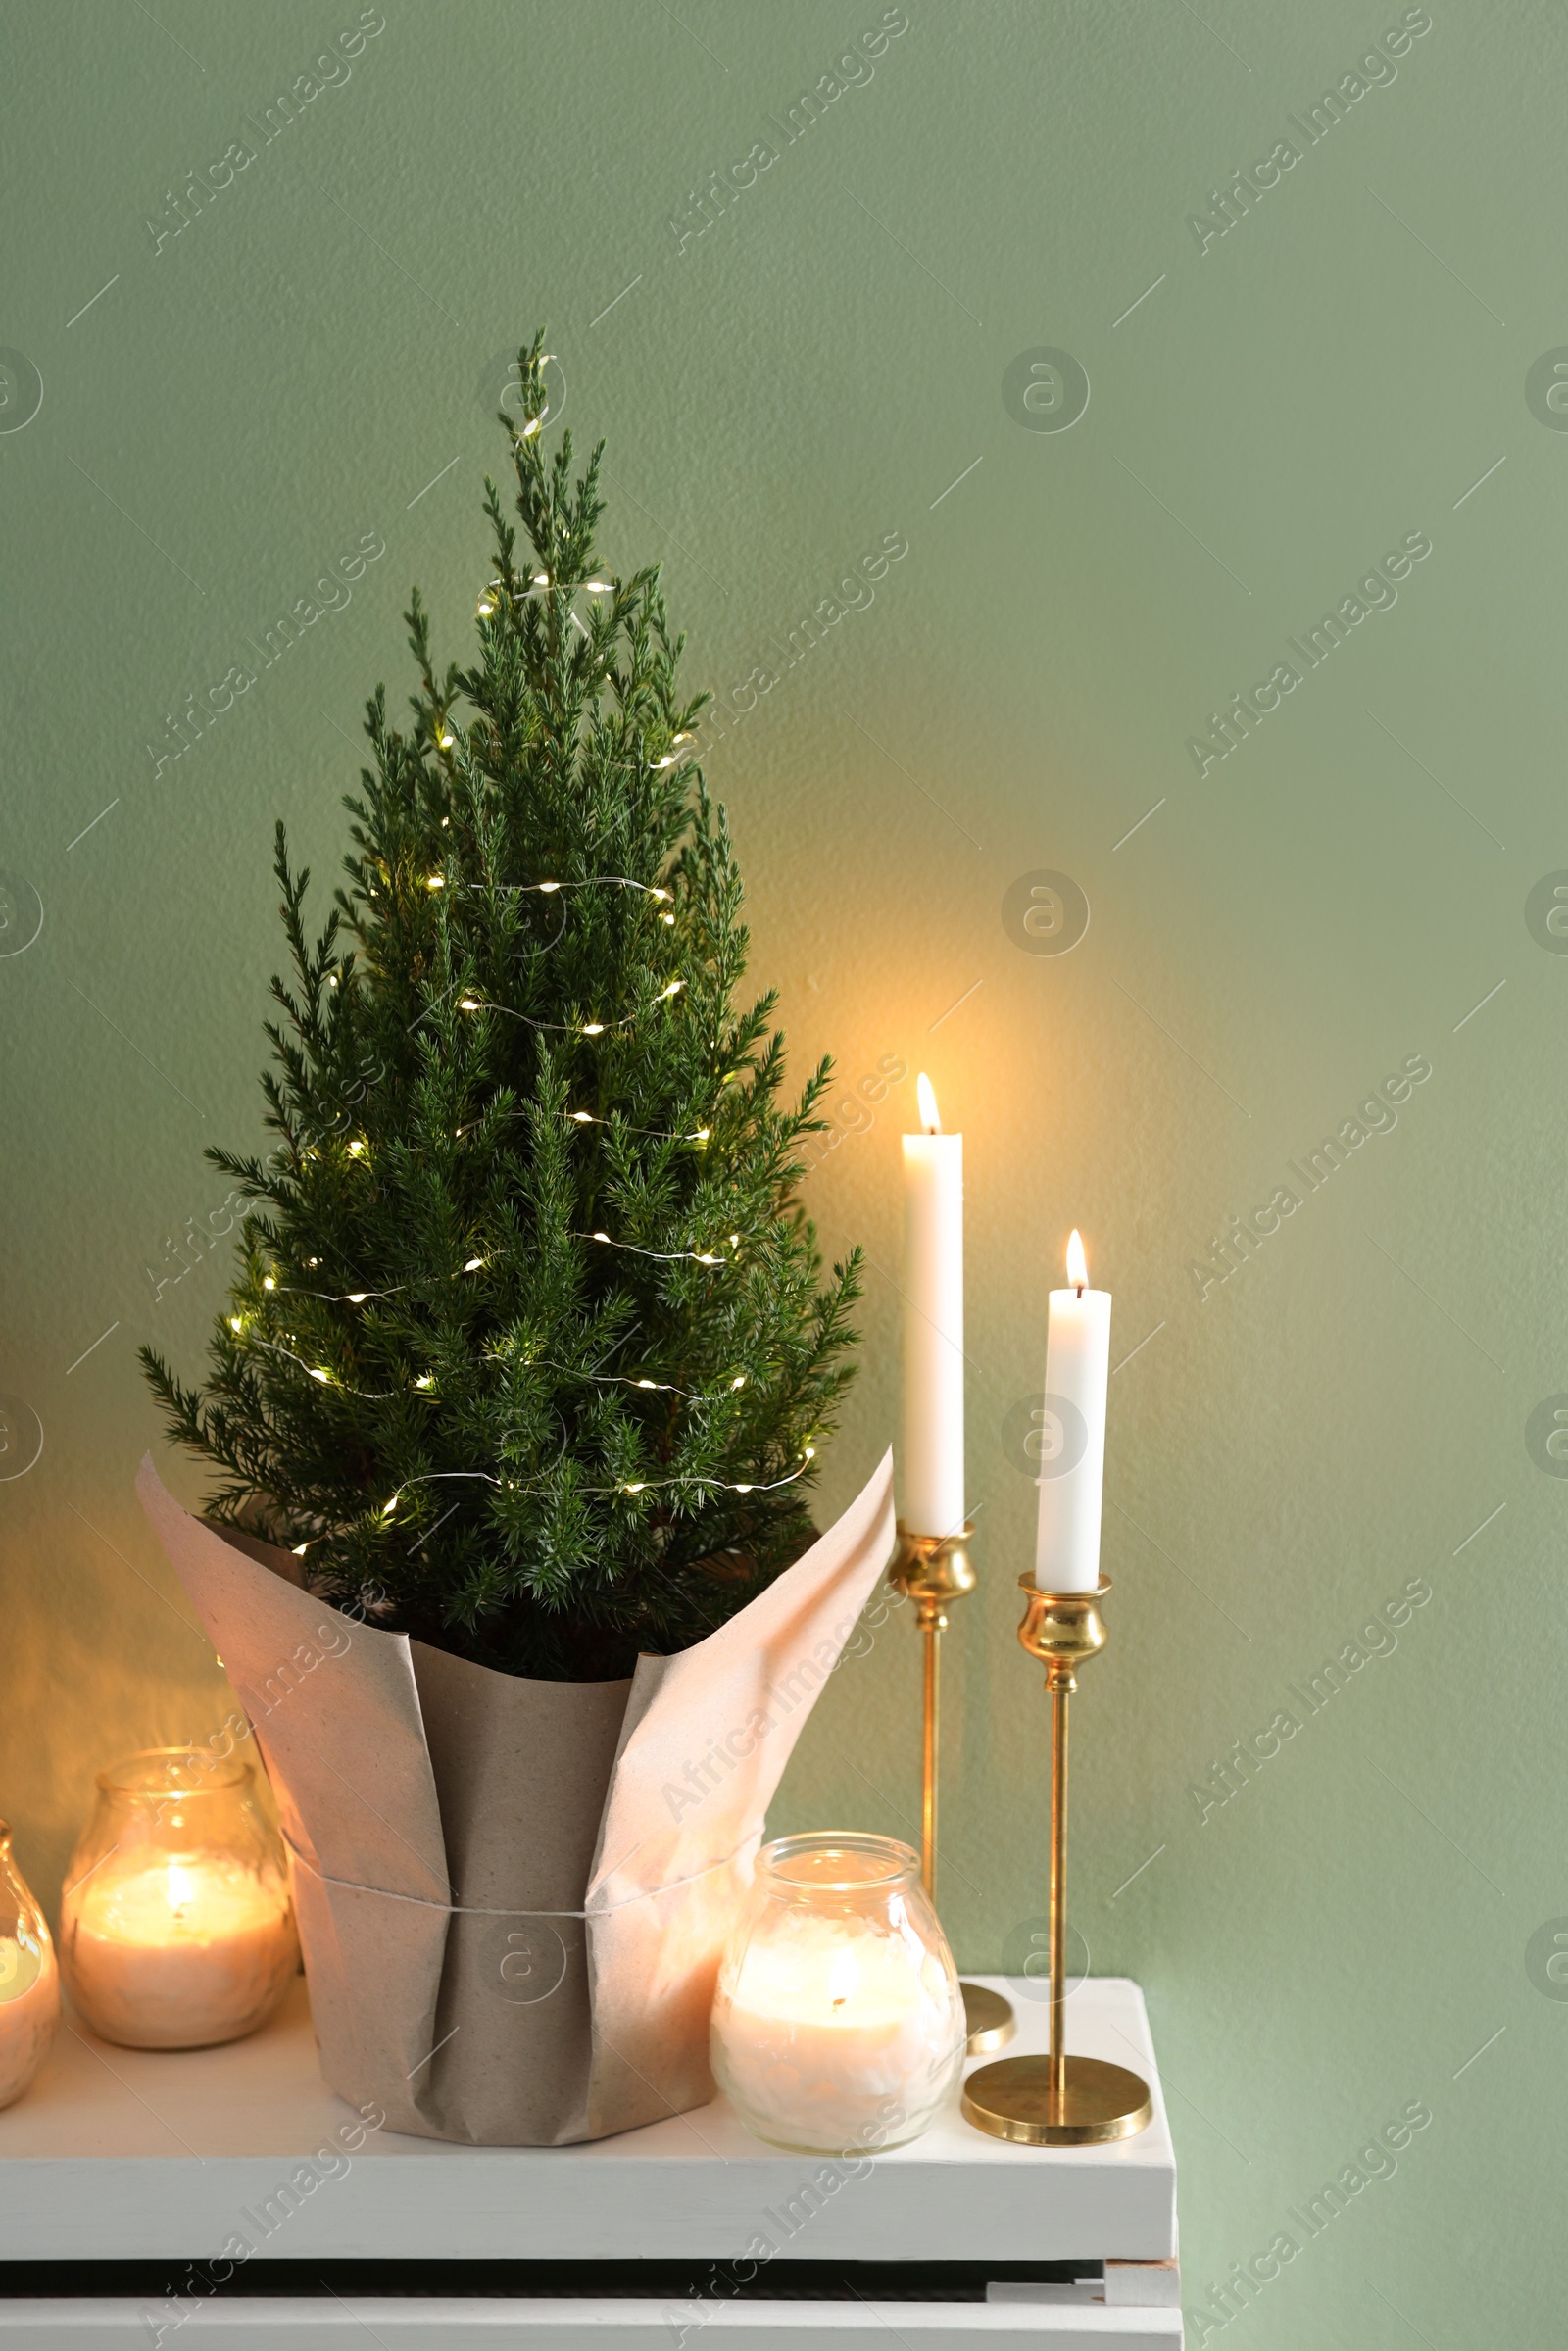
[0,2302,1183,2348]
[0,1975,1181,2344]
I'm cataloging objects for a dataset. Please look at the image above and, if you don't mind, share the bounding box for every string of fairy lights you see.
[252,572,812,1559]
[246,1202,745,1314]
[454,977,685,1035]
[283,1445,819,1558]
[243,1332,756,1416]
[517,1360,749,1401]
[374,1449,813,1522]
[231,1221,745,1386]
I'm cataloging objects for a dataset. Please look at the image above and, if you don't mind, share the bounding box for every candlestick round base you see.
[961,2054,1152,2146]
[960,1983,1016,2054]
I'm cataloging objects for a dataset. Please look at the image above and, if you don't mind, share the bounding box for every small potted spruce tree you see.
[135,340,890,2144]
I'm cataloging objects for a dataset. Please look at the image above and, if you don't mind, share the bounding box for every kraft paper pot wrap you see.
[136,1449,895,2144]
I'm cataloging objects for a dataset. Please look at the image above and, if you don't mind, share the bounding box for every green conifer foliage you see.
[143,335,862,1681]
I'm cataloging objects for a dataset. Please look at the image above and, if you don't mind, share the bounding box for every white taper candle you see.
[901,1076,965,1537]
[1033,1230,1111,1592]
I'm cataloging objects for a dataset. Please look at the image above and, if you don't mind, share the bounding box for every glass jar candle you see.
[710,1832,966,2154]
[0,1823,60,2109]
[59,1748,298,2050]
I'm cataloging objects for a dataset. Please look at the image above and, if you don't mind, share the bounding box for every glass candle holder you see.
[0,1823,60,2109]
[710,1832,966,2155]
[59,1748,298,2050]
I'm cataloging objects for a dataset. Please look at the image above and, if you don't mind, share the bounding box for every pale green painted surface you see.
[2,1,1562,2334]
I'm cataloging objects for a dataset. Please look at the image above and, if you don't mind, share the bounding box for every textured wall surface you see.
[2,1,1561,2337]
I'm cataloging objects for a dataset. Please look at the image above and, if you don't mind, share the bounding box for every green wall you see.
[2,0,1560,2335]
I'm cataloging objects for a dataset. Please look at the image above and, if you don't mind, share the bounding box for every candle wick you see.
[1075,1283,1084,1299]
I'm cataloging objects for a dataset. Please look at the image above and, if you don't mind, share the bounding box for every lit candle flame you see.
[827,1948,858,2010]
[165,1863,196,1918]
[1066,1229,1088,1294]
[916,1072,941,1134]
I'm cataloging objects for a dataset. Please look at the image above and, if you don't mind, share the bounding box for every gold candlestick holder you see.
[961,1574,1152,2146]
[888,1523,1014,2056]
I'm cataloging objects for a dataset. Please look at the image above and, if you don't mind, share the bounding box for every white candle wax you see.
[1033,1232,1111,1592]
[0,1936,60,2109]
[717,1925,962,2153]
[65,1858,297,2050]
[902,1076,964,1536]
